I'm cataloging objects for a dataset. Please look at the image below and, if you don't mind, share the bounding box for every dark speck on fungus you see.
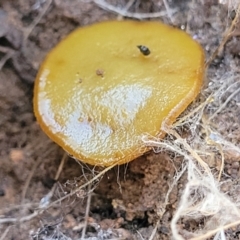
[137,45,151,56]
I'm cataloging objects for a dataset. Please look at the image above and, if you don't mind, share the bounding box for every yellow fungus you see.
[34,21,205,166]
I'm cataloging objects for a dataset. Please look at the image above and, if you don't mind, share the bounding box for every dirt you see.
[1,1,240,239]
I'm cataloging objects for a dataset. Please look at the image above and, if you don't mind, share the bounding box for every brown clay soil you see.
[1,1,240,239]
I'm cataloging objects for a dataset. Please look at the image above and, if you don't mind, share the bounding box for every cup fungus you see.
[34,21,204,166]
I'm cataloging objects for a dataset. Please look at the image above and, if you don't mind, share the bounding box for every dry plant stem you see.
[231,30,240,37]
[203,117,224,181]
[0,226,11,240]
[0,164,117,233]
[0,211,40,224]
[136,230,145,240]
[208,75,237,105]
[21,157,42,203]
[123,162,129,181]
[116,165,122,194]
[211,133,240,156]
[116,0,135,20]
[149,165,187,240]
[54,152,67,181]
[45,163,116,210]
[0,202,38,213]
[148,220,160,240]
[209,85,240,120]
[166,128,211,175]
[163,0,174,23]
[0,47,15,71]
[93,0,176,19]
[0,46,11,53]
[190,219,240,240]
[214,142,224,181]
[39,153,67,207]
[174,72,237,129]
[80,185,92,240]
[163,164,187,211]
[122,0,135,12]
[21,147,57,203]
[142,136,192,164]
[23,0,52,44]
[172,95,213,128]
[170,159,222,240]
[205,2,240,67]
[143,137,209,200]
[185,0,194,34]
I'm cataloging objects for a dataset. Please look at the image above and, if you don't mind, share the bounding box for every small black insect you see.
[137,45,151,56]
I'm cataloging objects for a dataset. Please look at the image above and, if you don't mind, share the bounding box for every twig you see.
[0,46,11,53]
[0,211,40,224]
[205,2,240,67]
[116,165,122,194]
[21,157,42,203]
[54,153,67,181]
[116,0,135,20]
[0,226,11,240]
[190,219,240,240]
[46,163,116,209]
[203,117,225,181]
[136,230,145,240]
[23,0,52,43]
[163,0,174,23]
[81,185,92,239]
[0,47,15,71]
[122,0,135,12]
[166,128,211,175]
[93,0,177,19]
[185,0,194,34]
[38,152,67,208]
[21,146,57,203]
[0,202,38,213]
[149,164,187,240]
[148,219,160,240]
[209,86,240,120]
[172,95,213,128]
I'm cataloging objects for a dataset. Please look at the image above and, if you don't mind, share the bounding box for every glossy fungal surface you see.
[34,21,204,166]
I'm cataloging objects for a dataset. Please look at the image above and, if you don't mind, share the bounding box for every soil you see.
[1,1,240,240]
